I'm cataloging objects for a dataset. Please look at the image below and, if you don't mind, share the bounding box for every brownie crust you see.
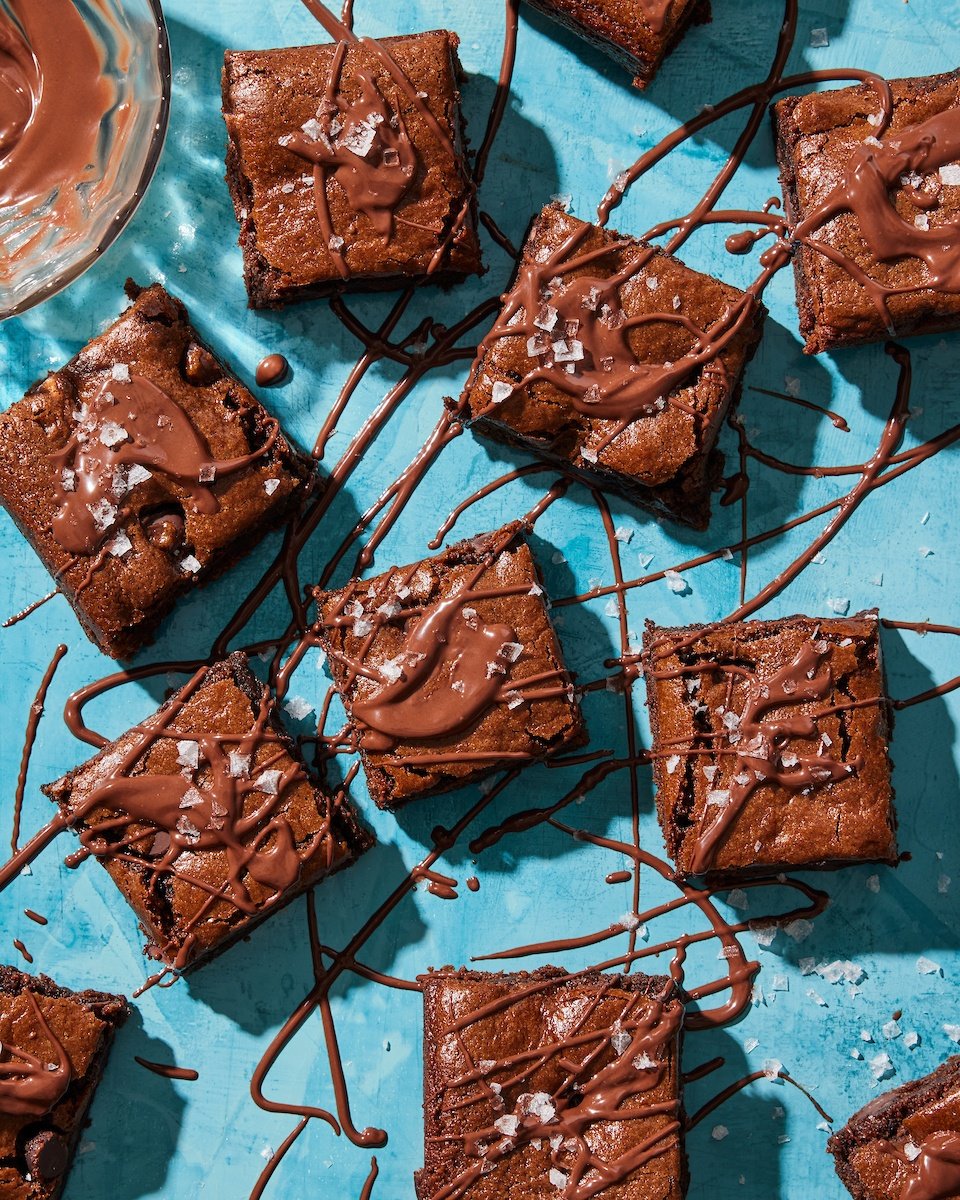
[222,31,483,307]
[0,281,314,658]
[828,1056,960,1199]
[0,966,127,1200]
[43,653,372,972]
[774,69,960,353]
[417,966,686,1199]
[642,612,898,879]
[312,524,585,810]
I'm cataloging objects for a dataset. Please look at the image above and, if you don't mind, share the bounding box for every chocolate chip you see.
[183,342,222,386]
[24,1131,68,1180]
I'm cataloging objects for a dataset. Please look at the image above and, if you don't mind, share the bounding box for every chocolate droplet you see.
[24,1131,69,1181]
[183,342,222,386]
[256,354,289,387]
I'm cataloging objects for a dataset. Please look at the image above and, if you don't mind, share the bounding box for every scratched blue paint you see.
[1,2,959,1197]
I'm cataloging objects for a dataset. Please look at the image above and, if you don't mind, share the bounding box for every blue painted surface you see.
[1,1,960,1196]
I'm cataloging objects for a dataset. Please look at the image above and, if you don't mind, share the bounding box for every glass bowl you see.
[0,0,170,319]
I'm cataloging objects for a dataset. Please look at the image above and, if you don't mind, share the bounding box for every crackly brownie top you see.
[311,524,583,805]
[43,653,363,969]
[0,965,126,1190]
[0,282,311,643]
[642,613,895,875]
[417,966,684,1200]
[775,69,960,341]
[463,203,760,489]
[830,1056,960,1199]
[223,30,479,287]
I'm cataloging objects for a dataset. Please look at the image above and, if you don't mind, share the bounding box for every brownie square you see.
[828,1056,960,1199]
[416,967,686,1199]
[222,30,482,307]
[460,204,765,530]
[311,523,585,810]
[0,281,314,659]
[773,69,960,353]
[641,612,897,879]
[526,0,710,88]
[0,965,126,1200]
[42,653,371,972]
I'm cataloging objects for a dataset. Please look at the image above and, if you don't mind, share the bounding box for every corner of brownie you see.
[641,611,897,878]
[311,522,586,809]
[42,651,371,972]
[460,202,764,530]
[0,280,315,658]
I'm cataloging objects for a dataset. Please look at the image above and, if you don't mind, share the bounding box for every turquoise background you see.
[2,1,960,1196]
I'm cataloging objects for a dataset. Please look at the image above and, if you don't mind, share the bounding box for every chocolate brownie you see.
[416,966,686,1199]
[525,0,711,88]
[773,69,960,353]
[0,281,314,659]
[0,965,126,1200]
[459,204,765,530]
[42,653,371,972]
[828,1056,960,1199]
[222,30,482,307]
[641,612,897,878]
[311,523,585,810]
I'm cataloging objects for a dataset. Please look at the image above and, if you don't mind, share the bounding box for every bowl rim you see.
[0,0,173,322]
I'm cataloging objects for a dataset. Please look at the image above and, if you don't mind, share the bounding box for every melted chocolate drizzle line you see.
[2,588,58,628]
[12,643,66,853]
[134,1056,199,1082]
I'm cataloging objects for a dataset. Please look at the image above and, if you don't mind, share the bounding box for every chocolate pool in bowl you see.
[0,0,170,319]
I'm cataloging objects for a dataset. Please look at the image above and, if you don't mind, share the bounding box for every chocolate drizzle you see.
[283,51,418,278]
[793,102,960,325]
[891,1131,960,1200]
[49,372,278,557]
[0,989,71,1118]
